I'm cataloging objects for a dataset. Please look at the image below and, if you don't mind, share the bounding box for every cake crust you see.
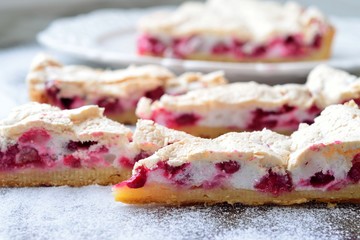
[1,167,131,187]
[114,183,360,205]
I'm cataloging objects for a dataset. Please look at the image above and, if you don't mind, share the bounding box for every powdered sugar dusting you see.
[0,186,359,240]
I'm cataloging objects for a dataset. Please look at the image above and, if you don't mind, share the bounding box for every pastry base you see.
[141,26,335,63]
[0,167,132,187]
[170,125,292,138]
[28,88,138,124]
[114,183,360,205]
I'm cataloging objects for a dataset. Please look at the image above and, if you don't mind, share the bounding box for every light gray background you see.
[0,0,359,47]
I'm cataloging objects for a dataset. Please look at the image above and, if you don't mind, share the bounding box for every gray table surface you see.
[1,44,360,240]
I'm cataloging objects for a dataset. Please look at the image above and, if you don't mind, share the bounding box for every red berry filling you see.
[255,169,293,195]
[119,151,151,169]
[45,82,61,103]
[247,104,321,131]
[45,82,84,109]
[0,144,47,170]
[307,105,321,115]
[309,171,335,187]
[137,33,323,59]
[248,105,295,130]
[348,153,360,183]
[137,34,166,56]
[63,155,82,168]
[19,128,50,144]
[67,141,98,152]
[0,145,19,170]
[151,109,201,128]
[119,157,134,168]
[96,87,164,115]
[201,174,225,189]
[0,128,113,171]
[312,34,322,49]
[279,35,304,56]
[174,113,199,126]
[250,46,267,57]
[212,42,230,55]
[124,166,148,188]
[59,97,75,109]
[134,151,151,162]
[97,97,123,114]
[232,39,245,58]
[145,86,165,101]
[16,147,41,165]
[215,160,240,174]
[64,145,109,168]
[157,161,191,185]
[172,36,199,58]
[348,163,360,183]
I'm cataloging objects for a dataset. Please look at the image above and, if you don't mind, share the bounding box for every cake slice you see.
[27,54,227,124]
[114,102,360,205]
[137,65,360,137]
[288,101,360,201]
[306,65,360,108]
[0,103,139,187]
[137,0,335,62]
[136,81,319,137]
[113,130,294,205]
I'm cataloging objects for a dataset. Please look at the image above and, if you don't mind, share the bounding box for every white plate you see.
[38,7,360,84]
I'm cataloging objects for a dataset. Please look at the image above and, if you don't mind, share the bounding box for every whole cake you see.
[137,0,335,62]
